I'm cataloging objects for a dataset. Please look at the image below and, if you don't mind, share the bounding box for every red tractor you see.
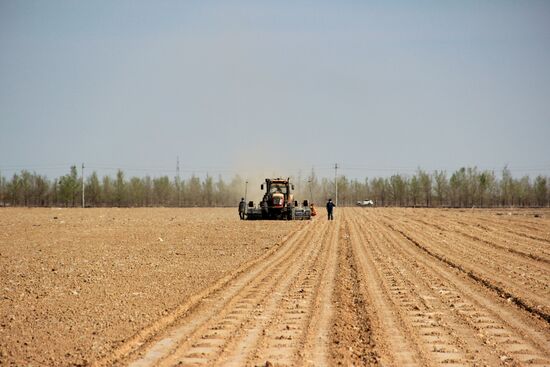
[246,178,311,220]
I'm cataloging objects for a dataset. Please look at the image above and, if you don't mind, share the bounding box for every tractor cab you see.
[261,179,294,211]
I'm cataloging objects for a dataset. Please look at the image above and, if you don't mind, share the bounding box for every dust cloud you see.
[230,144,311,204]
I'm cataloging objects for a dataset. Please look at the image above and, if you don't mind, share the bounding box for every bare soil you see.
[0,208,302,366]
[1,207,549,366]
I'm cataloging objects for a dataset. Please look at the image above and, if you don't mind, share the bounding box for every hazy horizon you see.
[1,1,549,180]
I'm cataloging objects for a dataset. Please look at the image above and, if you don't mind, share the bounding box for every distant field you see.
[1,207,549,366]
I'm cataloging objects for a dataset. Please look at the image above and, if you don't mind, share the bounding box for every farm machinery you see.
[245,178,312,220]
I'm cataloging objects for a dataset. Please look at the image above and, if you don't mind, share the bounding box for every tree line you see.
[0,166,548,208]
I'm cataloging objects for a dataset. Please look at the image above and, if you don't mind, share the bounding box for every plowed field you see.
[1,207,549,366]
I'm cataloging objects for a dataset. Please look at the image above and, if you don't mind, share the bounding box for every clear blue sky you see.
[1,1,549,179]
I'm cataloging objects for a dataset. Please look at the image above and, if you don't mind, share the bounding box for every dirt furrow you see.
[5,207,550,366]
[301,217,339,366]
[438,210,550,246]
[391,214,550,292]
[378,214,550,318]
[157,225,325,366]
[350,211,490,366]
[233,218,339,367]
[218,222,332,366]
[405,214,550,264]
[468,214,550,243]
[118,221,318,366]
[346,213,426,366]
[364,211,550,366]
[126,218,339,367]
[330,213,377,365]
[389,208,550,262]
[365,225,505,366]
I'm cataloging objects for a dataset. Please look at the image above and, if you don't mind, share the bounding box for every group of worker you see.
[238,198,336,220]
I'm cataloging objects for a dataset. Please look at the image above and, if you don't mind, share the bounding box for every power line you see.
[0,165,75,171]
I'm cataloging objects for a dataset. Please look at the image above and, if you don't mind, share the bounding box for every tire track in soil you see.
[398,212,550,300]
[440,211,550,245]
[92,221,313,367]
[367,211,550,365]
[132,221,324,367]
[472,214,550,243]
[215,220,334,367]
[349,210,496,366]
[235,216,339,366]
[443,209,550,235]
[379,215,550,323]
[96,208,550,367]
[403,213,550,264]
[301,216,339,366]
[389,214,550,300]
[123,216,340,367]
[330,211,378,366]
[478,215,548,233]
[345,211,427,366]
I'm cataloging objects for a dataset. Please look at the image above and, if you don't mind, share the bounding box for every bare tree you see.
[203,174,214,206]
[534,176,547,207]
[128,177,144,207]
[418,169,432,207]
[102,176,114,206]
[409,175,420,207]
[433,170,448,207]
[153,176,172,206]
[58,166,79,207]
[114,169,127,207]
[1,166,548,208]
[389,174,407,206]
[501,166,513,206]
[86,172,101,206]
[0,172,5,206]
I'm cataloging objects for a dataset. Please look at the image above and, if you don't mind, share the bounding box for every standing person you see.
[326,198,336,220]
[238,198,246,220]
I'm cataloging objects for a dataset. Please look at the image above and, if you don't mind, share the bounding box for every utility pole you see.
[244,180,248,204]
[335,163,339,206]
[176,156,181,207]
[81,163,85,208]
